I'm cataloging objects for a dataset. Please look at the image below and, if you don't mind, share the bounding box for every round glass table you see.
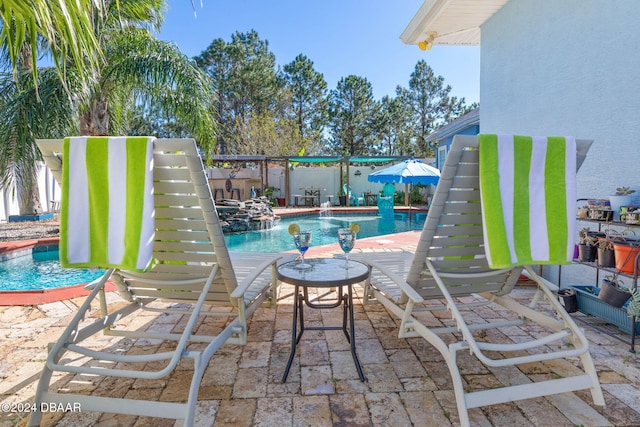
[276,258,369,382]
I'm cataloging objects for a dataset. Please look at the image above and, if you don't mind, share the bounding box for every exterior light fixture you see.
[371,165,376,170]
[418,31,437,51]
[354,170,362,176]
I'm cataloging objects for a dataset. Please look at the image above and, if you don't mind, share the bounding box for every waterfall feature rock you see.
[216,196,280,233]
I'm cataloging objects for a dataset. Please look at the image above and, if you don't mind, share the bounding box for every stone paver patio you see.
[1,230,640,426]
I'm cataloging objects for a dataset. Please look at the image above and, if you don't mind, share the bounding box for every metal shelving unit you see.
[571,218,638,352]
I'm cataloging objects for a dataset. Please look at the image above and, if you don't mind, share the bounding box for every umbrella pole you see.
[404,184,409,206]
[409,183,412,224]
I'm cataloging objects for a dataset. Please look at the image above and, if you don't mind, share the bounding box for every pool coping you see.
[0,237,116,306]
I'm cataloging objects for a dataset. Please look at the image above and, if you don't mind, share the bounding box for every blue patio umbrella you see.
[368,158,440,206]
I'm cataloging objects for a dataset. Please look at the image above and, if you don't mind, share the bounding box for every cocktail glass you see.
[293,230,312,269]
[337,228,356,268]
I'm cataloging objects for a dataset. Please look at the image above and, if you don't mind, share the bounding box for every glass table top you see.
[277,258,369,287]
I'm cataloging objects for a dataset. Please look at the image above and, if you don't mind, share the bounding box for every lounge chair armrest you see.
[367,259,424,303]
[230,255,281,299]
[84,268,115,290]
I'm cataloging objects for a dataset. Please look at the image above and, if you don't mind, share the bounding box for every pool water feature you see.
[0,246,104,292]
[224,213,425,253]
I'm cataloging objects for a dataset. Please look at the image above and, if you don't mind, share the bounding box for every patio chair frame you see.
[359,134,604,426]
[29,138,290,426]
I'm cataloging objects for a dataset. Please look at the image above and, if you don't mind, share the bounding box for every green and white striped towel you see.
[479,134,577,269]
[60,136,155,271]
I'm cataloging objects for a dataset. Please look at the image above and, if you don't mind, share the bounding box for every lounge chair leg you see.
[28,365,53,426]
[580,352,606,406]
[445,343,471,427]
[270,262,279,306]
[362,275,374,305]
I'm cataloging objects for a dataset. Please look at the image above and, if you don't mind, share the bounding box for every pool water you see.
[0,248,105,291]
[0,213,425,291]
[224,213,425,252]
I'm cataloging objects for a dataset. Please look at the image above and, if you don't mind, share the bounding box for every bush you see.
[394,186,425,205]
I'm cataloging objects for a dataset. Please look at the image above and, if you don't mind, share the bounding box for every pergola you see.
[210,154,412,206]
[269,155,411,206]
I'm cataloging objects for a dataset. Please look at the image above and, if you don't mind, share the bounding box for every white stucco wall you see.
[481,0,640,198]
[480,0,640,284]
[0,163,59,222]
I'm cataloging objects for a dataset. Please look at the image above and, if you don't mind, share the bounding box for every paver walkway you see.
[1,231,640,426]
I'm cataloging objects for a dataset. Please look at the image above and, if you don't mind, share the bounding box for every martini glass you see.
[293,231,312,269]
[338,228,357,268]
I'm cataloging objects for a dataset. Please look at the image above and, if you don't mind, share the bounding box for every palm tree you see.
[0,0,215,215]
[0,0,102,88]
[0,68,78,214]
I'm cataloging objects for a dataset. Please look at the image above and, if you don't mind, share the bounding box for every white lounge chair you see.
[29,138,290,426]
[360,134,604,426]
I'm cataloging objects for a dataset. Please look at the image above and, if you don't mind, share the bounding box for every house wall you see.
[436,124,480,170]
[481,0,640,198]
[480,0,640,284]
[1,164,58,222]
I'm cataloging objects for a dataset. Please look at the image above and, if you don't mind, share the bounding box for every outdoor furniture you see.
[363,192,377,206]
[277,258,369,382]
[299,187,325,206]
[357,134,604,427]
[31,137,292,426]
[377,183,395,219]
[213,188,225,200]
[343,184,363,206]
[368,159,440,207]
[293,194,316,206]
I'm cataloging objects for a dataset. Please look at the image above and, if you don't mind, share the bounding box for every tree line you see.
[135,29,477,158]
[0,2,475,214]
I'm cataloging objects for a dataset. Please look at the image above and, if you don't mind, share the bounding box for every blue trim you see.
[8,213,54,222]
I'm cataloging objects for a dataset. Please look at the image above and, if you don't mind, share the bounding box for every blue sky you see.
[158,0,480,105]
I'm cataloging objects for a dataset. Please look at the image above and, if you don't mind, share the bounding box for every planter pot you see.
[557,288,578,313]
[613,242,640,274]
[597,247,616,268]
[338,195,347,206]
[609,194,634,222]
[626,212,640,225]
[571,286,640,335]
[588,209,613,221]
[577,244,597,262]
[598,279,631,307]
[276,198,286,207]
[620,206,633,223]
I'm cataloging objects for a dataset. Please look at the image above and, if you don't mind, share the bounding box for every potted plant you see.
[598,275,631,308]
[264,186,282,206]
[597,236,616,268]
[578,227,598,262]
[596,227,624,268]
[625,207,640,225]
[338,189,347,206]
[610,186,636,221]
[577,204,589,219]
[627,288,640,319]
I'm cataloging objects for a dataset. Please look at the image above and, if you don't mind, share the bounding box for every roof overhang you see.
[400,0,509,46]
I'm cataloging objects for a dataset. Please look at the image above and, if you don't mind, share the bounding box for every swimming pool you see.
[224,213,425,252]
[0,213,424,292]
[0,246,104,291]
